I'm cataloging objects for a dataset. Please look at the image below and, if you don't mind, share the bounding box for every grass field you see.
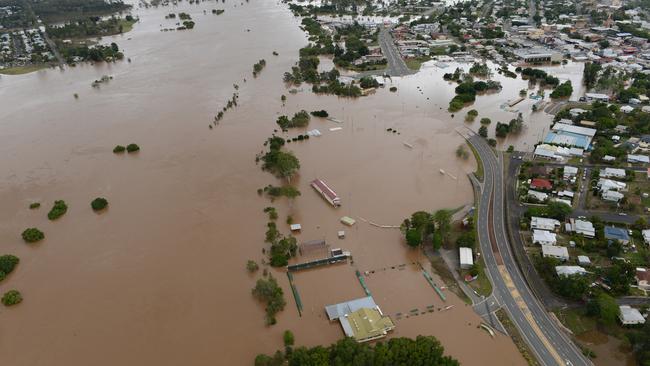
[0,64,49,75]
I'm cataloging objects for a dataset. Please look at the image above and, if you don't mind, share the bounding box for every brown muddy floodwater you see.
[0,0,566,365]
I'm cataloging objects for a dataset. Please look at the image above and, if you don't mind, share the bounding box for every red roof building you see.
[530,178,553,190]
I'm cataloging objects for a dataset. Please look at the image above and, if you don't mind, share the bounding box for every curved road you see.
[463,130,591,366]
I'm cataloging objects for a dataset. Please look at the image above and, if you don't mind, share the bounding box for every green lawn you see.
[405,56,432,71]
[553,308,596,336]
[464,256,492,296]
[0,64,49,75]
[468,142,484,182]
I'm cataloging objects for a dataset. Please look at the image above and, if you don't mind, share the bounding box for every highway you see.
[463,130,591,366]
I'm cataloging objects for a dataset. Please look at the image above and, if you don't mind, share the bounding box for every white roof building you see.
[555,265,587,277]
[533,230,557,245]
[619,305,646,325]
[459,247,473,269]
[552,198,573,207]
[569,219,596,238]
[603,155,616,162]
[528,190,549,202]
[542,245,569,260]
[531,217,561,231]
[563,166,578,180]
[578,255,591,266]
[603,190,625,202]
[558,190,575,199]
[629,154,650,164]
[598,178,627,192]
[642,229,650,244]
[600,168,626,179]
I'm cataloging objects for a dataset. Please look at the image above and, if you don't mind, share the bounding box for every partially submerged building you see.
[325,297,395,343]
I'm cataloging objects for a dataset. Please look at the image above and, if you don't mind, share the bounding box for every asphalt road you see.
[465,131,591,366]
[377,27,413,77]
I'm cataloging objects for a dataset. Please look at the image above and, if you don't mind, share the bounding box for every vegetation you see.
[583,62,602,88]
[465,109,478,122]
[550,81,573,99]
[263,185,301,200]
[91,197,108,211]
[456,145,469,159]
[126,143,140,153]
[448,79,501,112]
[359,76,379,89]
[266,222,297,266]
[0,255,19,282]
[246,260,259,273]
[253,59,267,77]
[47,200,68,220]
[48,16,136,39]
[61,42,124,63]
[251,275,286,325]
[520,68,559,87]
[261,137,300,181]
[480,117,491,125]
[525,201,572,221]
[276,111,310,130]
[478,126,488,138]
[255,335,459,366]
[401,211,434,248]
[113,145,126,153]
[310,110,328,118]
[283,330,294,347]
[29,202,40,209]
[1,290,23,306]
[22,228,44,243]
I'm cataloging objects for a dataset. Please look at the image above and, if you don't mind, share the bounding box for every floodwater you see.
[0,0,561,365]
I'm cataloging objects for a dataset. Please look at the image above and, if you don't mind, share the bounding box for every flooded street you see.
[0,1,554,365]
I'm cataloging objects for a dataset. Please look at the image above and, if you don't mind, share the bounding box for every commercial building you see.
[325,296,395,343]
[541,244,569,261]
[544,123,597,150]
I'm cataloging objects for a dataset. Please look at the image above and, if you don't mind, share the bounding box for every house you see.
[533,144,584,161]
[568,219,596,238]
[619,305,646,325]
[578,255,591,266]
[563,166,578,180]
[552,198,573,207]
[325,297,395,342]
[528,190,549,202]
[459,247,473,269]
[533,230,557,245]
[598,178,627,192]
[602,190,624,202]
[557,190,575,199]
[531,178,553,190]
[605,226,631,244]
[636,268,650,290]
[531,217,561,231]
[600,168,626,179]
[555,265,587,276]
[628,154,650,164]
[642,229,650,244]
[603,155,616,162]
[621,105,635,114]
[584,93,610,102]
[542,244,569,260]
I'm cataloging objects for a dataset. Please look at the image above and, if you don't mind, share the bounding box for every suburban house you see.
[605,226,631,245]
[619,305,646,326]
[600,168,626,179]
[566,219,595,238]
[643,229,650,244]
[563,166,578,181]
[528,190,549,202]
[578,255,591,266]
[602,190,624,202]
[533,230,557,245]
[541,244,569,261]
[555,265,587,277]
[636,268,650,291]
[530,178,553,191]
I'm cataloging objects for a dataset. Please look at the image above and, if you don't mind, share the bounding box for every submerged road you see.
[463,130,591,366]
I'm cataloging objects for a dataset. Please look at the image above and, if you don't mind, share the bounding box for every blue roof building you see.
[605,226,630,244]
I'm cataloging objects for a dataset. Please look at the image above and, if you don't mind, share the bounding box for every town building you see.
[544,123,597,150]
[636,268,650,291]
